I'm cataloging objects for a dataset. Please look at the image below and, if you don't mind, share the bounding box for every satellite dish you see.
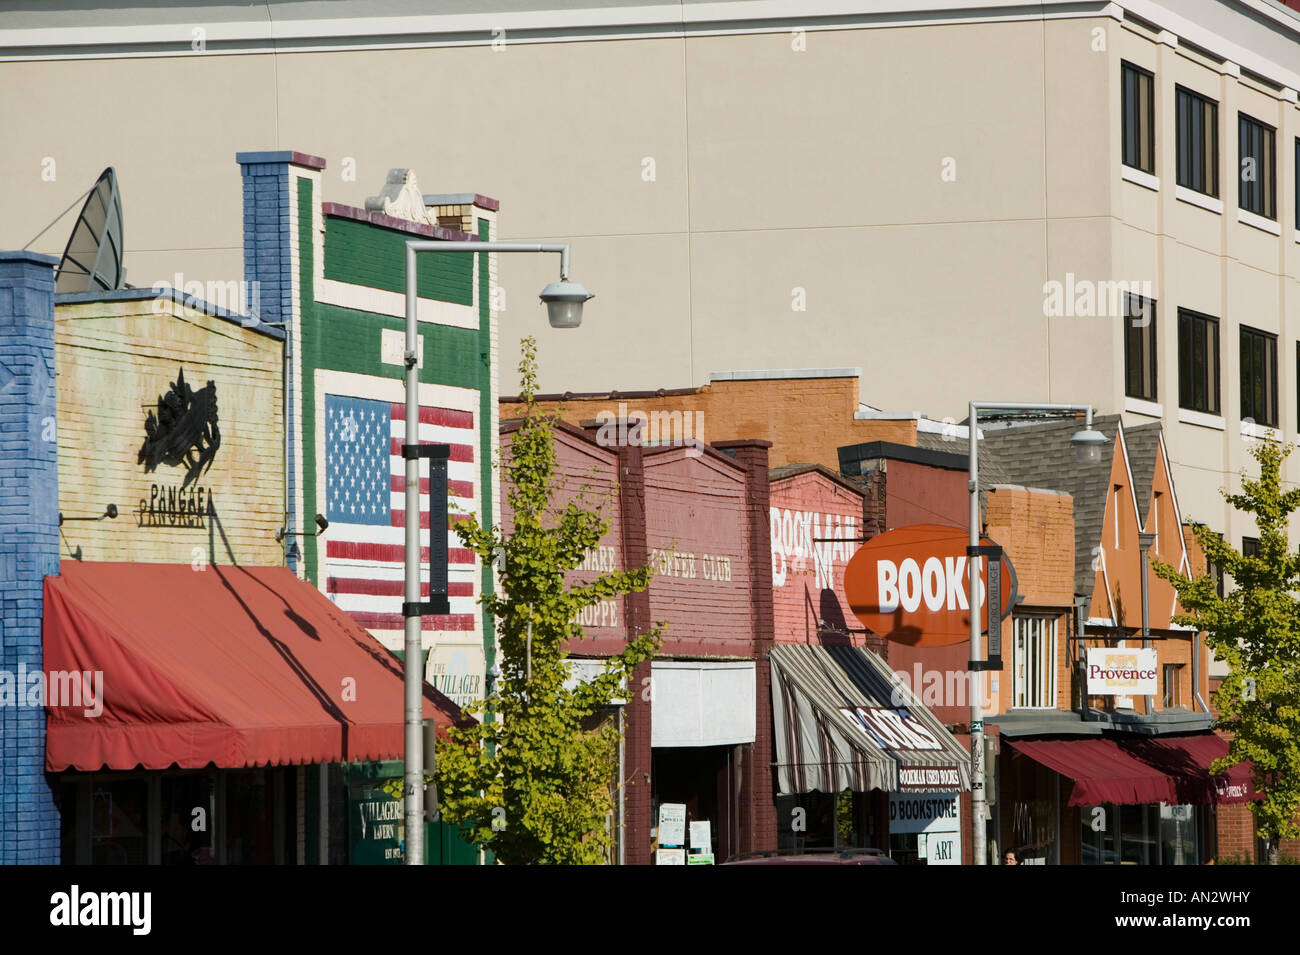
[55,167,125,293]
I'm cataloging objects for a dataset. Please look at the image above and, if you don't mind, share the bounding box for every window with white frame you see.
[1013,616,1058,709]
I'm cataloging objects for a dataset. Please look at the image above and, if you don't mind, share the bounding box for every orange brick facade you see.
[506,373,919,469]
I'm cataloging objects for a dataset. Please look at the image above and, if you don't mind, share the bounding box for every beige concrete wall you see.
[4,3,1299,566]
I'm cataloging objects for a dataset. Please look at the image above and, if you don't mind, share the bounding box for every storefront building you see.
[239,152,500,864]
[768,463,972,863]
[499,418,777,863]
[0,149,498,863]
[914,416,1257,864]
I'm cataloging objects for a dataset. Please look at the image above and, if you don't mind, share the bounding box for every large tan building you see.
[2,0,1299,553]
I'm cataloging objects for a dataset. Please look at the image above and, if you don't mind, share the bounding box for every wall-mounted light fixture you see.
[276,513,329,543]
[58,504,118,525]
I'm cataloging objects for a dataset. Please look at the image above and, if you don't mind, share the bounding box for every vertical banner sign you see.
[428,451,449,612]
[985,546,1001,664]
[401,443,451,616]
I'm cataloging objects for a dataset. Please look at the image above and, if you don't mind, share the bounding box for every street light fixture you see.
[401,238,590,866]
[1071,427,1109,465]
[966,401,1107,866]
[539,280,594,329]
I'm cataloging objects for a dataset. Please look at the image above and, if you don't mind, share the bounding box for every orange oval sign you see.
[843,524,1016,647]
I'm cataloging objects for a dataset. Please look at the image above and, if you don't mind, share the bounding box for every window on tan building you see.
[1240,325,1277,429]
[1238,113,1276,220]
[1178,308,1220,415]
[1124,294,1157,402]
[1122,61,1155,174]
[1176,85,1219,197]
[1013,616,1057,709]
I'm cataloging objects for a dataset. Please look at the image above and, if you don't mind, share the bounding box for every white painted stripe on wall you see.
[317,278,479,329]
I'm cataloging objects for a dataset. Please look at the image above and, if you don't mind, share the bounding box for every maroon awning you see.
[1118,734,1258,805]
[1006,738,1177,806]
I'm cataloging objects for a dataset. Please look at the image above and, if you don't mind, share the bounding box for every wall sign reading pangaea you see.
[136,368,221,527]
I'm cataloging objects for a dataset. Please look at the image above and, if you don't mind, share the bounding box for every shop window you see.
[162,773,217,865]
[1013,616,1058,709]
[90,778,148,865]
[1080,803,1203,864]
[1176,86,1219,197]
[1240,325,1277,428]
[1238,113,1276,219]
[224,770,273,864]
[1178,308,1220,415]
[1162,663,1184,709]
[1123,294,1157,402]
[1160,804,1200,865]
[1121,61,1155,174]
[1003,754,1060,864]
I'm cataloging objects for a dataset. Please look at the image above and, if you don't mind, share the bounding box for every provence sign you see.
[136,368,220,527]
[1086,648,1158,695]
[842,524,1017,647]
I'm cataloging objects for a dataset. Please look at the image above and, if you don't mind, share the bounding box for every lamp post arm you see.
[405,240,572,280]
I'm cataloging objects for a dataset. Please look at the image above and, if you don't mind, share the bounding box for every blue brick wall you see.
[238,154,298,571]
[0,251,61,864]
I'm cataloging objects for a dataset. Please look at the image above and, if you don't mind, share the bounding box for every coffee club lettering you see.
[649,548,733,581]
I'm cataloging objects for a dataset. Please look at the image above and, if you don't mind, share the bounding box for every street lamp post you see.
[966,401,1107,866]
[402,240,592,865]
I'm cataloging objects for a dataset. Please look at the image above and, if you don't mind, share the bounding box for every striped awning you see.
[770,644,972,796]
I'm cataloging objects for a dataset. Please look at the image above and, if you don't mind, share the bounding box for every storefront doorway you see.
[651,745,743,861]
[59,767,303,865]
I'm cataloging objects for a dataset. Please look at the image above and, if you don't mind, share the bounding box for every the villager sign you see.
[842,524,1016,646]
[1086,648,1158,695]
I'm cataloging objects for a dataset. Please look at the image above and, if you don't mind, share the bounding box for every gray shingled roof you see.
[914,432,1017,487]
[1124,423,1163,526]
[977,415,1123,598]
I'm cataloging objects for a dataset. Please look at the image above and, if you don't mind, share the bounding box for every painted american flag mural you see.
[323,394,479,637]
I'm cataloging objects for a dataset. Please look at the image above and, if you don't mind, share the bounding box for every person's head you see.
[1004,850,1018,866]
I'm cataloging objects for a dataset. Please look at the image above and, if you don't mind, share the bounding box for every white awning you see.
[650,661,755,748]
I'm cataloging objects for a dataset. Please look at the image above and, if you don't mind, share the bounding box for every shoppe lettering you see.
[138,483,210,528]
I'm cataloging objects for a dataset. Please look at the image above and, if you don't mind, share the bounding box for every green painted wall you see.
[324,217,473,305]
[292,181,496,867]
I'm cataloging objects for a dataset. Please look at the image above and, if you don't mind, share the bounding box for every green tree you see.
[434,337,663,864]
[1154,439,1300,864]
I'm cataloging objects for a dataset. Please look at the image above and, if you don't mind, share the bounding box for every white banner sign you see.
[1087,648,1157,695]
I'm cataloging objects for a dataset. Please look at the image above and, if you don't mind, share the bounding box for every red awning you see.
[44,562,464,772]
[1006,738,1178,806]
[1118,734,1258,805]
